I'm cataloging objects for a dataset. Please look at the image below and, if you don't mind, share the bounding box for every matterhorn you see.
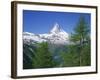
[23,23,69,45]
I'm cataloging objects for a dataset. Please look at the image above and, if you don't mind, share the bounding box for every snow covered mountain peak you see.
[23,23,70,45]
[50,23,62,33]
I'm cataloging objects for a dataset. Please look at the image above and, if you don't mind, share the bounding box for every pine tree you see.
[59,15,90,67]
[71,15,90,66]
[32,42,55,68]
[60,45,80,67]
[23,44,36,69]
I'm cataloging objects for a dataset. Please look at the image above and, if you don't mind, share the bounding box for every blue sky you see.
[23,10,91,34]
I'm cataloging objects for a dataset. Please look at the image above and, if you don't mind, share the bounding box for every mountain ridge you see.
[23,23,69,45]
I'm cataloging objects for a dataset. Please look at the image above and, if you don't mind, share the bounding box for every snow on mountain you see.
[50,23,61,33]
[23,32,47,43]
[23,23,69,45]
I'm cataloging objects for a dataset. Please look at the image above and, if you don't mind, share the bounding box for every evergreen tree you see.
[32,42,56,68]
[60,15,90,67]
[23,44,36,69]
[60,45,80,67]
[71,15,90,66]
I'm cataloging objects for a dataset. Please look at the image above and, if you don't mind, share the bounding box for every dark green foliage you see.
[23,44,37,69]
[60,15,91,67]
[80,43,91,66]
[71,16,90,43]
[60,45,80,67]
[32,42,56,68]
